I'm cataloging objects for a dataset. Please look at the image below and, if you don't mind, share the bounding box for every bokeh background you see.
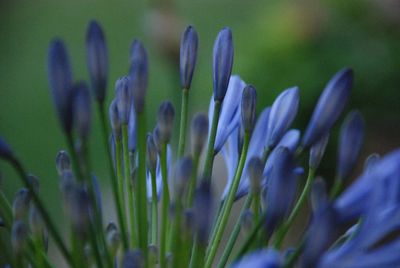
[1,0,400,265]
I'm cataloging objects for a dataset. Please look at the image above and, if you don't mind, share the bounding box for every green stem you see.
[205,132,250,268]
[186,152,200,207]
[171,200,183,268]
[274,168,316,249]
[9,158,74,266]
[97,104,129,250]
[330,178,343,199]
[207,200,225,254]
[159,143,170,268]
[150,170,158,245]
[177,88,189,159]
[189,235,205,268]
[202,100,221,180]
[217,195,253,268]
[122,125,138,248]
[136,112,149,264]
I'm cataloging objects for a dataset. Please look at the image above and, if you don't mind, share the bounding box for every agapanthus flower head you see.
[72,81,92,140]
[12,188,31,220]
[336,110,365,180]
[302,68,354,148]
[56,150,71,175]
[180,25,198,90]
[130,40,148,113]
[157,101,175,143]
[232,249,283,268]
[109,99,121,139]
[309,133,330,170]
[241,85,257,133]
[265,147,297,234]
[266,87,299,149]
[213,27,234,102]
[0,136,13,160]
[146,133,158,173]
[190,113,209,156]
[115,76,132,125]
[86,20,108,104]
[47,39,74,134]
[11,220,28,255]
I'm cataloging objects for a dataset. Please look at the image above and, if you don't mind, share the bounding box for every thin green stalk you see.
[202,100,221,180]
[88,219,105,268]
[177,88,189,159]
[205,132,250,268]
[274,168,316,249]
[9,158,74,266]
[150,170,158,245]
[186,152,200,207]
[330,178,343,199]
[122,125,138,248]
[207,199,225,254]
[217,195,253,268]
[136,112,149,265]
[115,138,126,219]
[0,191,12,225]
[171,200,183,268]
[97,104,129,250]
[159,143,170,268]
[189,235,205,268]
[71,231,85,268]
[66,135,83,182]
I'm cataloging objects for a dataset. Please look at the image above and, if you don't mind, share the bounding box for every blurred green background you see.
[1,0,400,264]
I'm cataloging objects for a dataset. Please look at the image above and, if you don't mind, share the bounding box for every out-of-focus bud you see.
[106,222,120,256]
[56,150,71,175]
[115,76,132,125]
[152,126,162,152]
[175,156,193,198]
[241,85,257,133]
[266,87,299,149]
[247,157,263,196]
[47,39,74,134]
[336,110,365,180]
[130,40,148,114]
[241,209,254,233]
[86,20,108,104]
[213,28,234,102]
[194,180,214,245]
[157,101,175,143]
[123,250,144,268]
[310,177,328,212]
[29,205,44,237]
[309,133,330,170]
[27,174,40,193]
[11,220,28,255]
[109,99,121,139]
[128,104,136,152]
[302,68,354,148]
[180,26,198,90]
[0,136,14,160]
[12,188,31,220]
[146,133,158,173]
[190,113,209,156]
[67,186,91,239]
[72,81,92,140]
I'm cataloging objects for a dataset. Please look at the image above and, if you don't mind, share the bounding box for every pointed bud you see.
[247,157,263,195]
[109,99,121,139]
[130,40,148,113]
[241,85,257,133]
[86,20,108,104]
[11,220,28,255]
[47,39,74,133]
[309,133,329,170]
[302,68,354,148]
[0,136,14,160]
[266,87,299,149]
[213,28,234,102]
[72,81,92,140]
[157,101,175,143]
[180,26,198,89]
[336,110,365,180]
[56,150,71,175]
[115,76,132,124]
[123,250,144,268]
[190,113,209,156]
[106,222,120,256]
[175,156,193,198]
[12,188,31,220]
[146,134,158,173]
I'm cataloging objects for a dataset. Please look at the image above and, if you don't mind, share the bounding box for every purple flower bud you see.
[29,206,44,237]
[27,174,40,193]
[128,104,136,152]
[47,39,74,134]
[0,136,13,160]
[86,20,108,104]
[157,101,175,143]
[67,186,91,239]
[56,150,71,175]
[310,177,328,212]
[123,250,144,268]
[146,133,158,172]
[336,110,365,180]
[213,27,234,102]
[248,157,263,195]
[180,26,198,89]
[194,180,214,245]
[72,81,92,140]
[241,85,257,133]
[302,68,354,148]
[190,113,209,156]
[109,99,121,139]
[115,76,132,125]
[266,87,299,149]
[11,220,28,255]
[12,188,31,220]
[130,40,148,113]
[309,133,330,170]
[174,156,193,198]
